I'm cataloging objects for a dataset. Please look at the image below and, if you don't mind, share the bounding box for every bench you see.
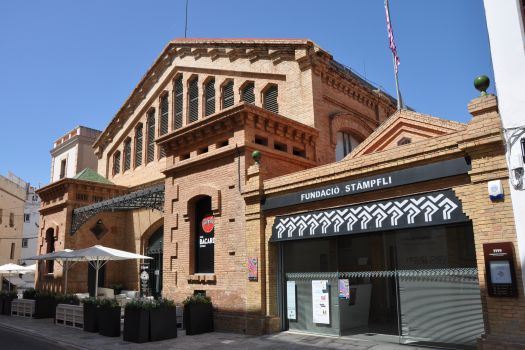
[11,299,35,317]
[55,304,83,329]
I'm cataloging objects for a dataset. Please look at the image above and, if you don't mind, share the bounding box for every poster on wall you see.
[338,279,350,299]
[248,257,258,281]
[312,280,330,324]
[286,281,296,320]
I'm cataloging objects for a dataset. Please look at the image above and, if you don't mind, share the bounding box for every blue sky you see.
[0,0,493,187]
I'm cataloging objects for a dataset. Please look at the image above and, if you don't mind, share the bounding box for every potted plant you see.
[149,298,178,341]
[2,291,18,315]
[109,283,124,296]
[123,299,153,343]
[34,290,57,319]
[98,298,121,337]
[82,297,99,332]
[55,294,80,306]
[22,288,37,300]
[183,294,213,335]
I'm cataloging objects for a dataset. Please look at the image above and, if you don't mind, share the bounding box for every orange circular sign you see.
[202,215,215,233]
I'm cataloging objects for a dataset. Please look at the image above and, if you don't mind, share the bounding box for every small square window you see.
[22,238,28,248]
[24,214,30,222]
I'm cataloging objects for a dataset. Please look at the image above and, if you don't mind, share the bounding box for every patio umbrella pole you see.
[64,260,68,294]
[95,258,99,298]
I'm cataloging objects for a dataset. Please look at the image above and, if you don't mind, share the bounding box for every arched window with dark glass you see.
[147,110,156,163]
[263,85,278,113]
[135,123,143,167]
[160,94,169,135]
[123,138,131,171]
[335,131,360,161]
[113,151,121,175]
[188,77,199,123]
[205,78,215,116]
[174,76,183,129]
[222,80,234,109]
[45,228,55,274]
[241,82,255,104]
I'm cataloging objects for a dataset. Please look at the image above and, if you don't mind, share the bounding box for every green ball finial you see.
[252,150,261,164]
[474,75,490,96]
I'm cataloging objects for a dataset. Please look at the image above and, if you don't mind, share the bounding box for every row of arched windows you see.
[112,75,279,176]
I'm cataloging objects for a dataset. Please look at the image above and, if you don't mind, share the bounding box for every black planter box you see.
[0,296,4,315]
[184,303,213,335]
[98,307,121,337]
[150,308,178,341]
[83,304,99,332]
[123,308,150,343]
[2,297,16,316]
[34,297,57,319]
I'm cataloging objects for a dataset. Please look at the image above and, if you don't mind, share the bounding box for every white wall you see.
[21,188,40,261]
[51,144,78,182]
[484,0,525,289]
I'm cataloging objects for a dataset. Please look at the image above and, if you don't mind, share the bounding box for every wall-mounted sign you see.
[312,280,330,324]
[262,158,470,211]
[202,215,215,233]
[338,279,350,299]
[248,257,258,281]
[483,242,518,297]
[271,189,469,242]
[140,263,150,296]
[286,281,297,320]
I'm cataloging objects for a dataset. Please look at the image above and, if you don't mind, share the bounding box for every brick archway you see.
[329,113,375,147]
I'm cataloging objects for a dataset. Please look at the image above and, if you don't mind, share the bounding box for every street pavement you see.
[0,314,446,350]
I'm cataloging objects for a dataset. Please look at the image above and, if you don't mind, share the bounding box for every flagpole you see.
[385,0,403,110]
[392,55,402,110]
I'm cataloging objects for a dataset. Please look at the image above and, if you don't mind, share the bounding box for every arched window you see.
[123,138,131,171]
[222,80,234,109]
[194,196,214,273]
[45,228,55,274]
[188,77,199,123]
[263,85,278,113]
[174,76,183,129]
[241,82,255,104]
[113,151,121,175]
[335,132,360,161]
[147,110,156,163]
[135,123,143,167]
[204,78,215,116]
[160,94,169,136]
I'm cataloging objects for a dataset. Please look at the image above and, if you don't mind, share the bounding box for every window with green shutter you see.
[205,78,215,116]
[160,94,169,135]
[189,77,199,123]
[124,138,131,171]
[147,110,155,163]
[263,85,278,113]
[241,82,255,104]
[135,123,143,167]
[113,151,121,175]
[174,76,183,129]
[222,80,234,109]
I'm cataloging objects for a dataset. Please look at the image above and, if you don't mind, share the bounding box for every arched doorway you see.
[146,226,163,298]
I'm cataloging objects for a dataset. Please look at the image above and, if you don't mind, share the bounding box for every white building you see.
[483,0,525,287]
[50,126,102,182]
[21,185,40,263]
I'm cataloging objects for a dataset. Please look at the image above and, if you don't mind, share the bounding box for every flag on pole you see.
[385,0,400,74]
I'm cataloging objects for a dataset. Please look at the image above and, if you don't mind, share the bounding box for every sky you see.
[0,0,494,188]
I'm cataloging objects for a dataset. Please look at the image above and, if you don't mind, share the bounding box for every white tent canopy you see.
[26,249,79,293]
[63,245,151,297]
[0,263,31,291]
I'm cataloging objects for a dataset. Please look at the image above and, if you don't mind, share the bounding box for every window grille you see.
[174,76,183,129]
[205,78,215,116]
[222,80,234,108]
[241,82,255,104]
[113,151,121,174]
[135,124,143,167]
[160,94,169,135]
[189,77,199,123]
[147,111,155,163]
[124,138,131,171]
[263,85,278,113]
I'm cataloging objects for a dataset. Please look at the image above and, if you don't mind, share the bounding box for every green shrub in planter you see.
[34,290,57,319]
[98,298,121,337]
[55,294,80,306]
[109,283,124,296]
[183,295,213,335]
[1,291,18,315]
[81,298,99,332]
[23,288,38,300]
[123,299,154,343]
[149,298,178,341]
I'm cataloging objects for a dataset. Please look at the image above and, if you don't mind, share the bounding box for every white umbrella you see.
[0,263,29,291]
[63,245,151,298]
[26,249,80,293]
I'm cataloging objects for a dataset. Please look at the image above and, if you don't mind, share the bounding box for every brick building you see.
[35,38,524,349]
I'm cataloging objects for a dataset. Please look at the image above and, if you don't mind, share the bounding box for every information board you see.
[312,280,330,324]
[286,281,296,320]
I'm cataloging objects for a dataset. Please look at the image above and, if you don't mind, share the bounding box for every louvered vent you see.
[124,139,131,171]
[189,77,199,123]
[205,79,215,116]
[113,151,121,175]
[147,111,155,163]
[160,95,169,135]
[135,124,143,167]
[174,77,183,129]
[241,82,255,104]
[222,80,234,109]
[263,85,278,113]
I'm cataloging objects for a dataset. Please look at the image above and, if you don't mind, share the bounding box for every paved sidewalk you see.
[0,315,434,350]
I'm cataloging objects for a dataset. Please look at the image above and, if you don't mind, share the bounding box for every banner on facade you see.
[312,280,330,324]
[271,189,469,242]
